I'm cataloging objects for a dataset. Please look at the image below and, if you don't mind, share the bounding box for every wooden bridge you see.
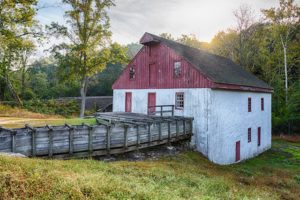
[0,112,193,159]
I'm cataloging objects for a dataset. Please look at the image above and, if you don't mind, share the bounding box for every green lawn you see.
[0,139,299,199]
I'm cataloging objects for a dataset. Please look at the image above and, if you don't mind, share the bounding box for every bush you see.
[24,99,79,117]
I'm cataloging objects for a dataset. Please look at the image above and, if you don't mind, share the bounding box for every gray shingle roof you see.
[142,33,272,90]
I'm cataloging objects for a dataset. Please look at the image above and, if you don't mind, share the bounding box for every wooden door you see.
[235,141,240,161]
[149,63,157,87]
[125,92,132,112]
[148,93,156,114]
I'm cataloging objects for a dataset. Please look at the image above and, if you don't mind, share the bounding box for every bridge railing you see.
[148,105,175,116]
[0,112,193,159]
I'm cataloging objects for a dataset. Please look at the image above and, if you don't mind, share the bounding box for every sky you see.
[37,0,298,45]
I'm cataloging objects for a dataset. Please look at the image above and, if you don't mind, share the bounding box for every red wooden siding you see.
[149,63,157,87]
[236,141,240,161]
[125,92,132,112]
[112,44,214,89]
[147,93,156,114]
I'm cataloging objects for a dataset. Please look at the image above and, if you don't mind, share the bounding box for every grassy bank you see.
[0,104,97,128]
[0,139,299,199]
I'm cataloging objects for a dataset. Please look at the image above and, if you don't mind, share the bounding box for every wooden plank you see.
[47,126,53,158]
[136,125,140,150]
[96,118,112,126]
[42,134,192,159]
[158,122,162,141]
[11,131,16,153]
[88,127,93,155]
[167,121,171,144]
[183,119,186,135]
[69,127,74,155]
[147,123,151,145]
[106,126,111,155]
[176,120,179,137]
[32,130,36,157]
[124,125,128,149]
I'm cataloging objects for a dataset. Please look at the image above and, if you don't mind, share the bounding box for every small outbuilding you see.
[112,32,272,164]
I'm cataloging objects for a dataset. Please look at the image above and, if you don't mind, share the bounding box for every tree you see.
[0,0,37,105]
[262,0,300,105]
[233,4,256,68]
[159,33,174,40]
[177,34,210,50]
[48,0,115,117]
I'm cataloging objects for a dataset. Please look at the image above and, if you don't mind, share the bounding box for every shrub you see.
[24,99,79,117]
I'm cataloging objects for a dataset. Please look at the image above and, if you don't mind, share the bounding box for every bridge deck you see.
[0,112,193,159]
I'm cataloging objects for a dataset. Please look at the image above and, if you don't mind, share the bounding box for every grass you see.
[0,104,97,128]
[0,117,97,128]
[0,139,299,200]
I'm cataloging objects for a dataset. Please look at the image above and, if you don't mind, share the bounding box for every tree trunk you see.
[21,68,25,98]
[79,76,89,118]
[283,45,288,105]
[5,75,23,107]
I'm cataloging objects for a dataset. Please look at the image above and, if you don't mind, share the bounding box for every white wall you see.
[208,90,272,164]
[113,89,272,165]
[113,88,211,156]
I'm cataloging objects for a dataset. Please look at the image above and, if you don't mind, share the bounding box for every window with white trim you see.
[175,92,184,109]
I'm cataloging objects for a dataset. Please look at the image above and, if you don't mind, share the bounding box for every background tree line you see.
[0,0,299,133]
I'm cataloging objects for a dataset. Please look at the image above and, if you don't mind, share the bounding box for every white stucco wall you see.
[208,90,272,164]
[113,88,211,156]
[113,88,272,165]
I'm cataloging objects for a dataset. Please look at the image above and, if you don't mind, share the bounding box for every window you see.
[258,127,261,146]
[174,61,182,77]
[175,92,184,109]
[129,66,135,79]
[248,97,252,112]
[248,128,251,143]
[261,98,264,111]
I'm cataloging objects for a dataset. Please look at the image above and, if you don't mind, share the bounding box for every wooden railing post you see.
[183,119,186,135]
[26,124,36,157]
[158,122,162,141]
[88,126,93,156]
[11,131,16,153]
[175,120,179,138]
[65,124,74,156]
[106,126,111,156]
[148,123,151,145]
[167,121,171,145]
[124,125,128,150]
[46,125,53,158]
[136,125,140,150]
[172,105,174,116]
[32,130,36,157]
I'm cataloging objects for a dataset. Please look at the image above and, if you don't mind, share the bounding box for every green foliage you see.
[24,99,79,117]
[209,0,300,133]
[0,0,38,102]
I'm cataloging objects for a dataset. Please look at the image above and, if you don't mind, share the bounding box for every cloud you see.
[36,0,296,46]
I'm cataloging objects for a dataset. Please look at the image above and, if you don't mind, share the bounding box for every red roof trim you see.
[212,82,273,93]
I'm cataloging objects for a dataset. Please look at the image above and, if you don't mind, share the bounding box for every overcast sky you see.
[37,0,299,45]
